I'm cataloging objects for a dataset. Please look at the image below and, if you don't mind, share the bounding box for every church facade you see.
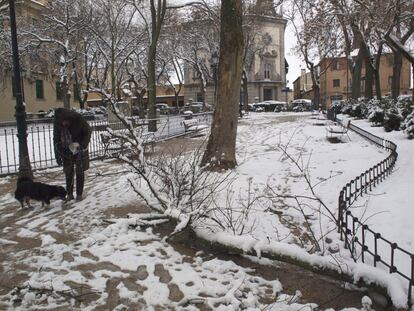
[183,0,288,106]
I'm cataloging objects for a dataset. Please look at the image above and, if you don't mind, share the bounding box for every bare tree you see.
[201,0,244,170]
[289,0,341,107]
[157,17,185,109]
[92,0,140,99]
[133,0,167,132]
[23,0,92,109]
[330,0,414,100]
[178,4,220,107]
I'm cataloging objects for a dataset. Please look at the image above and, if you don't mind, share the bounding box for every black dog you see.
[15,176,66,208]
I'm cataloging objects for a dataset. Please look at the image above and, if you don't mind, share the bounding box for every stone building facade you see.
[319,54,411,108]
[0,0,74,122]
[183,0,288,106]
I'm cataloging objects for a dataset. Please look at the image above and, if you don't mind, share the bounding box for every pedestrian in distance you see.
[53,108,91,202]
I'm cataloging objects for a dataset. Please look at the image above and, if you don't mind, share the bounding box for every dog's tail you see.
[17,176,33,186]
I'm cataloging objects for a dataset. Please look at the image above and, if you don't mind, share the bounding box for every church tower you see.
[244,0,287,102]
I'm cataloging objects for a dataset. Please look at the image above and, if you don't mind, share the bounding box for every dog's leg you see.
[19,199,24,208]
[25,197,33,208]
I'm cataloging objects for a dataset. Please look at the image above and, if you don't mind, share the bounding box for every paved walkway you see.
[0,128,387,310]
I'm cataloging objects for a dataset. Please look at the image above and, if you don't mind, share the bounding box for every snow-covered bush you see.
[401,111,414,139]
[367,108,384,126]
[341,103,353,115]
[340,99,368,119]
[397,95,414,120]
[383,108,402,132]
[351,102,368,119]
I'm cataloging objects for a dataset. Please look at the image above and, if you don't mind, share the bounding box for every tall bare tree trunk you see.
[412,64,414,102]
[365,55,374,99]
[374,43,383,100]
[391,51,402,100]
[199,78,205,104]
[62,76,71,109]
[242,70,249,112]
[148,0,166,132]
[201,0,243,170]
[309,65,319,108]
[351,48,365,99]
[148,42,158,131]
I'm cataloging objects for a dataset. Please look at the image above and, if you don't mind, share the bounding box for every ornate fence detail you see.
[335,118,413,306]
[0,113,213,176]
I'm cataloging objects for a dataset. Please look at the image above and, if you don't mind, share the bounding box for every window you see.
[12,77,24,98]
[35,80,44,99]
[333,79,340,88]
[263,88,272,100]
[332,60,340,70]
[388,76,393,86]
[56,82,62,100]
[264,63,271,79]
[386,55,394,67]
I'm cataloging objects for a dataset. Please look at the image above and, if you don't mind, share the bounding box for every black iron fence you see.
[0,113,213,176]
[333,117,413,306]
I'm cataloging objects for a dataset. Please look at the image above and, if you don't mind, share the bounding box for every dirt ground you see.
[0,118,392,310]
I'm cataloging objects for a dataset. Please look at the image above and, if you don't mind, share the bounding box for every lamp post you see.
[9,0,32,177]
[211,51,219,107]
[281,86,290,109]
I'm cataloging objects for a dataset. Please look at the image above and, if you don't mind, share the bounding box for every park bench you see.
[312,114,328,126]
[183,119,208,137]
[325,118,351,141]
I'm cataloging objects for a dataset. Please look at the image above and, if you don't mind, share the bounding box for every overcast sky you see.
[284,23,302,88]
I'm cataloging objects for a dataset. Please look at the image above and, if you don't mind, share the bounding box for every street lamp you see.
[9,0,32,177]
[211,51,219,107]
[281,86,290,109]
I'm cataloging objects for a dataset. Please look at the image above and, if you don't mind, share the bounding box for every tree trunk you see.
[175,92,179,108]
[391,51,402,100]
[374,43,383,100]
[351,48,365,99]
[147,42,158,131]
[72,63,87,109]
[201,0,243,170]
[309,65,319,108]
[412,64,414,102]
[147,0,167,132]
[138,89,146,119]
[364,55,373,99]
[199,76,205,105]
[62,76,70,109]
[242,70,249,112]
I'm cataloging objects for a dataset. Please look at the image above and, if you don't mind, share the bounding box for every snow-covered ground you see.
[347,118,414,282]
[0,112,409,309]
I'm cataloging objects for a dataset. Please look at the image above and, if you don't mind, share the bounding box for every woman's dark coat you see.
[53,108,92,171]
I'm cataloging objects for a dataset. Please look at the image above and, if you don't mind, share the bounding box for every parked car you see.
[292,105,305,112]
[253,101,285,112]
[168,106,179,115]
[182,102,211,113]
[156,103,170,115]
[291,99,312,111]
